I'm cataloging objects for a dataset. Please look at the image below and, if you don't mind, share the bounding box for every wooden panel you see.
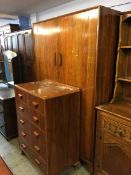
[58,9,98,89]
[12,35,18,52]
[24,31,35,82]
[34,19,58,81]
[45,92,80,175]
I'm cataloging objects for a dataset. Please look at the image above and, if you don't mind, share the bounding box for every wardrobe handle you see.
[59,53,62,67]
[54,52,57,66]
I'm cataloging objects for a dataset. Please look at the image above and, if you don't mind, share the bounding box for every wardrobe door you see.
[12,35,18,53]
[18,33,26,82]
[24,30,35,82]
[34,19,58,81]
[58,9,99,89]
[58,9,99,166]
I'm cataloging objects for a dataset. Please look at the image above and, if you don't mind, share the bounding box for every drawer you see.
[17,116,30,133]
[19,139,47,174]
[16,101,28,118]
[28,94,45,114]
[100,111,131,143]
[31,149,47,173]
[30,123,46,160]
[18,119,30,145]
[15,88,28,104]
[29,109,45,131]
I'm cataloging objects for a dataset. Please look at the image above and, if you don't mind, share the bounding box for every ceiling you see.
[0,0,73,15]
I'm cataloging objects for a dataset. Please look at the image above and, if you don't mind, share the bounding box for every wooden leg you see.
[20,150,25,155]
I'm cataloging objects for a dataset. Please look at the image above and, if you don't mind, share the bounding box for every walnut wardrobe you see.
[33,6,120,173]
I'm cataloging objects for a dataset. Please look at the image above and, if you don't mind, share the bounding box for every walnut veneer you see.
[15,80,80,175]
[33,6,120,172]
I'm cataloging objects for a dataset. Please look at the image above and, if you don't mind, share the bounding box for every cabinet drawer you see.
[15,88,28,104]
[16,101,28,118]
[100,112,131,143]
[18,115,29,130]
[28,94,45,114]
[29,109,45,131]
[30,124,46,160]
[31,149,47,173]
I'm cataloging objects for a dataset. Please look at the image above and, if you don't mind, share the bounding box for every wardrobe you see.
[33,6,120,173]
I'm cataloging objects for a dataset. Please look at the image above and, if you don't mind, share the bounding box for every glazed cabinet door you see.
[34,19,59,81]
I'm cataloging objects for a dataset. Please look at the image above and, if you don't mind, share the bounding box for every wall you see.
[0,19,19,27]
[30,0,131,24]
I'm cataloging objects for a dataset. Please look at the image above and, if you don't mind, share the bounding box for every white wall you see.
[30,0,131,24]
[0,19,19,27]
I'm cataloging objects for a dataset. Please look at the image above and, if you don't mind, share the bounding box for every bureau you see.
[15,80,80,175]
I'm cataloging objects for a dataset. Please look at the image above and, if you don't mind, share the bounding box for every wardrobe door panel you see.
[58,9,99,89]
[34,19,58,81]
[24,31,35,82]
[12,35,18,53]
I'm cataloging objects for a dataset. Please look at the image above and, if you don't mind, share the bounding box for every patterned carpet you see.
[0,134,90,175]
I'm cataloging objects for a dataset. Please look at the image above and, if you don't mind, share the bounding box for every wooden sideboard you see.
[0,84,17,140]
[94,103,131,175]
[15,80,80,175]
[33,5,120,172]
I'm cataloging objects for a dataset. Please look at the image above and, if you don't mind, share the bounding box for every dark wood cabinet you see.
[15,80,80,175]
[0,29,35,83]
[33,6,120,171]
[0,85,17,140]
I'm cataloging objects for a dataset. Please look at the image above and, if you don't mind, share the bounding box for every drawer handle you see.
[33,116,39,123]
[33,131,39,137]
[18,94,23,99]
[20,119,25,125]
[19,106,24,111]
[21,144,26,149]
[21,131,26,137]
[35,159,41,165]
[34,145,40,152]
[115,129,125,137]
[32,101,39,108]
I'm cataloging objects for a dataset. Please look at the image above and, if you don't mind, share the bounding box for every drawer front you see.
[30,123,46,160]
[19,139,47,174]
[29,109,45,131]
[15,88,28,104]
[30,147,47,173]
[16,101,28,118]
[28,94,45,114]
[100,111,131,143]
[18,115,30,144]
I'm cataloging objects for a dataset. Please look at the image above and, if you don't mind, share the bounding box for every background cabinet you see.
[34,6,120,172]
[0,85,17,140]
[0,29,35,83]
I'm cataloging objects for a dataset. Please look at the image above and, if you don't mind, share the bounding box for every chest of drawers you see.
[15,80,80,175]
